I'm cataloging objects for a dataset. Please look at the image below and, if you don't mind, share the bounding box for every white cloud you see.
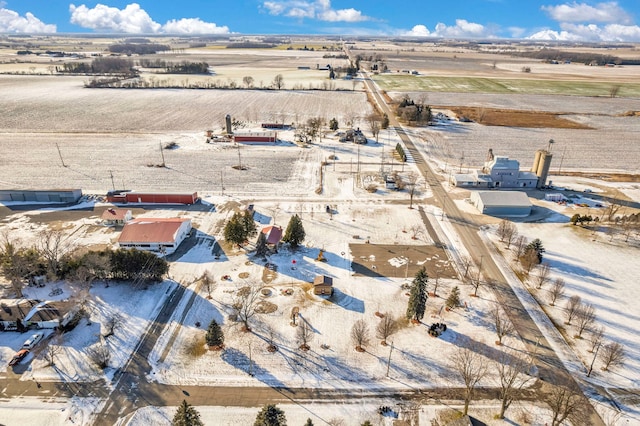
[162,18,229,35]
[0,6,56,33]
[541,1,631,24]
[69,3,229,34]
[528,23,640,42]
[404,25,431,37]
[402,20,493,38]
[70,3,162,33]
[262,0,370,22]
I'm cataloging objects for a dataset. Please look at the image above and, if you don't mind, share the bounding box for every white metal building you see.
[470,191,532,217]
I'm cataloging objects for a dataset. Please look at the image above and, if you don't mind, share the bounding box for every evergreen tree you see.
[254,404,287,426]
[329,117,339,131]
[525,238,545,263]
[304,419,314,426]
[255,232,268,257]
[243,209,257,239]
[446,286,461,309]
[172,400,204,426]
[205,319,224,347]
[282,215,305,248]
[224,212,247,247]
[406,267,428,321]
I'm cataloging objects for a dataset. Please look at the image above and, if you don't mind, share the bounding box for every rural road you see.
[357,67,606,425]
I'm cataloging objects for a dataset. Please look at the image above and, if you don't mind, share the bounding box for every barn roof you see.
[119,218,190,244]
[101,208,131,221]
[261,226,283,245]
[313,275,333,286]
[474,191,532,208]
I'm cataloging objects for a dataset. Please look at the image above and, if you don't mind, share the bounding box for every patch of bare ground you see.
[443,106,592,129]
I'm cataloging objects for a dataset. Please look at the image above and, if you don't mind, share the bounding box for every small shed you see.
[313,275,334,296]
[101,208,132,225]
[261,225,283,247]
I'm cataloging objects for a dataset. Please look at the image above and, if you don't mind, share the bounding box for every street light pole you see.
[386,340,394,377]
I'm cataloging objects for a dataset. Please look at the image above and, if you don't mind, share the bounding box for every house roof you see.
[101,208,131,221]
[474,191,532,208]
[24,301,73,323]
[0,299,39,322]
[119,218,190,244]
[261,226,283,245]
[313,275,333,286]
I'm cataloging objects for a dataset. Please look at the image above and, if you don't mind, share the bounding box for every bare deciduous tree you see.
[599,341,625,371]
[495,350,534,419]
[43,333,63,366]
[574,303,596,338]
[520,249,539,275]
[405,173,419,209]
[272,74,284,90]
[200,271,216,300]
[87,341,110,369]
[564,295,582,325]
[103,313,124,338]
[548,278,565,306]
[460,256,473,279]
[409,224,423,240]
[545,386,587,426]
[513,235,528,260]
[535,262,551,289]
[235,283,263,331]
[469,270,482,297]
[375,314,398,345]
[451,346,488,415]
[296,321,314,350]
[351,319,370,351]
[493,305,514,345]
[588,326,605,353]
[242,75,254,88]
[496,219,518,248]
[37,228,67,276]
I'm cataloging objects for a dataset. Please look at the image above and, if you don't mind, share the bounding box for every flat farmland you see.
[374,74,640,97]
[0,75,369,132]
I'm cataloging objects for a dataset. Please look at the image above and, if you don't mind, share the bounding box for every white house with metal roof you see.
[118,218,192,255]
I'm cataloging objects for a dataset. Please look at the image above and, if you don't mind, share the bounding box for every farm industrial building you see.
[107,191,198,205]
[233,131,278,143]
[453,149,548,189]
[0,189,82,204]
[118,218,192,255]
[470,191,532,217]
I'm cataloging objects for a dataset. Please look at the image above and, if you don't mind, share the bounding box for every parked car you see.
[9,349,29,366]
[22,332,44,350]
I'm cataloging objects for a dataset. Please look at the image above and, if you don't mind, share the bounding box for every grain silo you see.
[531,150,543,174]
[225,114,232,135]
[535,150,553,188]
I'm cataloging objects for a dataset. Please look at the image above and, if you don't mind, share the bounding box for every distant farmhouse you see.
[118,218,192,255]
[101,208,132,226]
[453,149,552,189]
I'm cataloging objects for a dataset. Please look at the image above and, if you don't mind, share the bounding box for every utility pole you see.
[55,143,66,167]
[109,170,115,190]
[587,342,601,377]
[220,170,224,196]
[386,340,394,377]
[159,142,166,166]
[237,146,242,169]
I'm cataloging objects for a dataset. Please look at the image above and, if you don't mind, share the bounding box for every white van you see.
[22,332,44,350]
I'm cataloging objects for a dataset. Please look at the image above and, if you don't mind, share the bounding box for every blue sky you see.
[1,1,639,41]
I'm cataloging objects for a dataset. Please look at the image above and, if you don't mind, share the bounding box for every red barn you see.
[107,191,198,205]
[233,131,277,143]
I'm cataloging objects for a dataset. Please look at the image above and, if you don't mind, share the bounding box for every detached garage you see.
[470,191,532,217]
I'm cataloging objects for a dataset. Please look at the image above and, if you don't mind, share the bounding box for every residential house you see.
[101,208,132,226]
[313,275,334,296]
[118,217,192,255]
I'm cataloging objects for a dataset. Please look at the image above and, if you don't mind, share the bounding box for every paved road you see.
[358,69,605,425]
